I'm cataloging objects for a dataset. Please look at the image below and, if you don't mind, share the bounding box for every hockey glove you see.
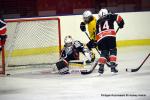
[86,40,97,50]
[118,21,124,28]
[56,59,70,74]
[80,22,86,32]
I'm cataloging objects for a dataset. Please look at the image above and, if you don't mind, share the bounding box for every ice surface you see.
[0,46,150,100]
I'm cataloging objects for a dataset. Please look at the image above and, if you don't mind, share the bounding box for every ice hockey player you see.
[95,8,124,74]
[56,35,95,74]
[0,14,7,51]
[80,10,97,51]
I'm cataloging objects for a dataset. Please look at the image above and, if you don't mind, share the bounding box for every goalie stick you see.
[126,53,150,72]
[81,27,120,75]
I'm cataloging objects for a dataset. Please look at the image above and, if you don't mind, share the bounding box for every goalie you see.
[56,35,95,74]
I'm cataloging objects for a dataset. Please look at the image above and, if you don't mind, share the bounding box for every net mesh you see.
[0,17,61,74]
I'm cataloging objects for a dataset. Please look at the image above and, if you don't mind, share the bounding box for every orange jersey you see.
[96,29,116,42]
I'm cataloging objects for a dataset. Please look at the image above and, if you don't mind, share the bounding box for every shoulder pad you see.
[74,40,83,48]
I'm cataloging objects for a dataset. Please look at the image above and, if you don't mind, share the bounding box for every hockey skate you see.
[110,62,118,73]
[98,64,104,74]
[59,69,70,75]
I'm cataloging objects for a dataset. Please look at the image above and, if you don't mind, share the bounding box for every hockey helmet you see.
[98,8,109,18]
[64,35,73,47]
[83,10,93,23]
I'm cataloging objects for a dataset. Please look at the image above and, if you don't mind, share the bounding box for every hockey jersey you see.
[87,16,97,41]
[0,17,6,35]
[96,14,124,42]
[60,41,84,61]
[0,17,7,48]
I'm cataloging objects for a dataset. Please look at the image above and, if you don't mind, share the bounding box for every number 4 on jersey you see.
[103,21,109,30]
[99,21,109,31]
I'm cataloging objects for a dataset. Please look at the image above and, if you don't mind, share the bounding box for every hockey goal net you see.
[0,17,61,75]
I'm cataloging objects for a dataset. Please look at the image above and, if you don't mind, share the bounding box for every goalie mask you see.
[64,35,74,55]
[64,35,73,47]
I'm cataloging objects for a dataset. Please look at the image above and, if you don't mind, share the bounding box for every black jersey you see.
[0,17,7,35]
[97,14,118,32]
[96,13,124,42]
[60,41,84,61]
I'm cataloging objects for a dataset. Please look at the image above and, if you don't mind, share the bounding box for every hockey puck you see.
[6,74,11,76]
[126,68,132,72]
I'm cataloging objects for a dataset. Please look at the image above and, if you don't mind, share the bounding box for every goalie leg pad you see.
[56,59,69,74]
[83,48,95,63]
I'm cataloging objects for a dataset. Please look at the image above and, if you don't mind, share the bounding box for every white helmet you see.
[64,35,73,47]
[98,8,109,18]
[83,10,92,22]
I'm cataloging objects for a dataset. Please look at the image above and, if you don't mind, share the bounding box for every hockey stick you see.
[80,59,98,74]
[126,53,150,72]
[81,27,120,75]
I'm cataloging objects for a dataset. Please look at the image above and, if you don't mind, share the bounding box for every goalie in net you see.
[56,35,95,74]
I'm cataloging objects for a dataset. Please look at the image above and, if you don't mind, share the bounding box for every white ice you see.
[0,46,150,100]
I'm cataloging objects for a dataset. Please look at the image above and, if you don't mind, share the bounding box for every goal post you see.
[0,17,61,75]
[0,47,5,74]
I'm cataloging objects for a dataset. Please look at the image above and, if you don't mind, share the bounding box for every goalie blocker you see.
[56,59,70,74]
